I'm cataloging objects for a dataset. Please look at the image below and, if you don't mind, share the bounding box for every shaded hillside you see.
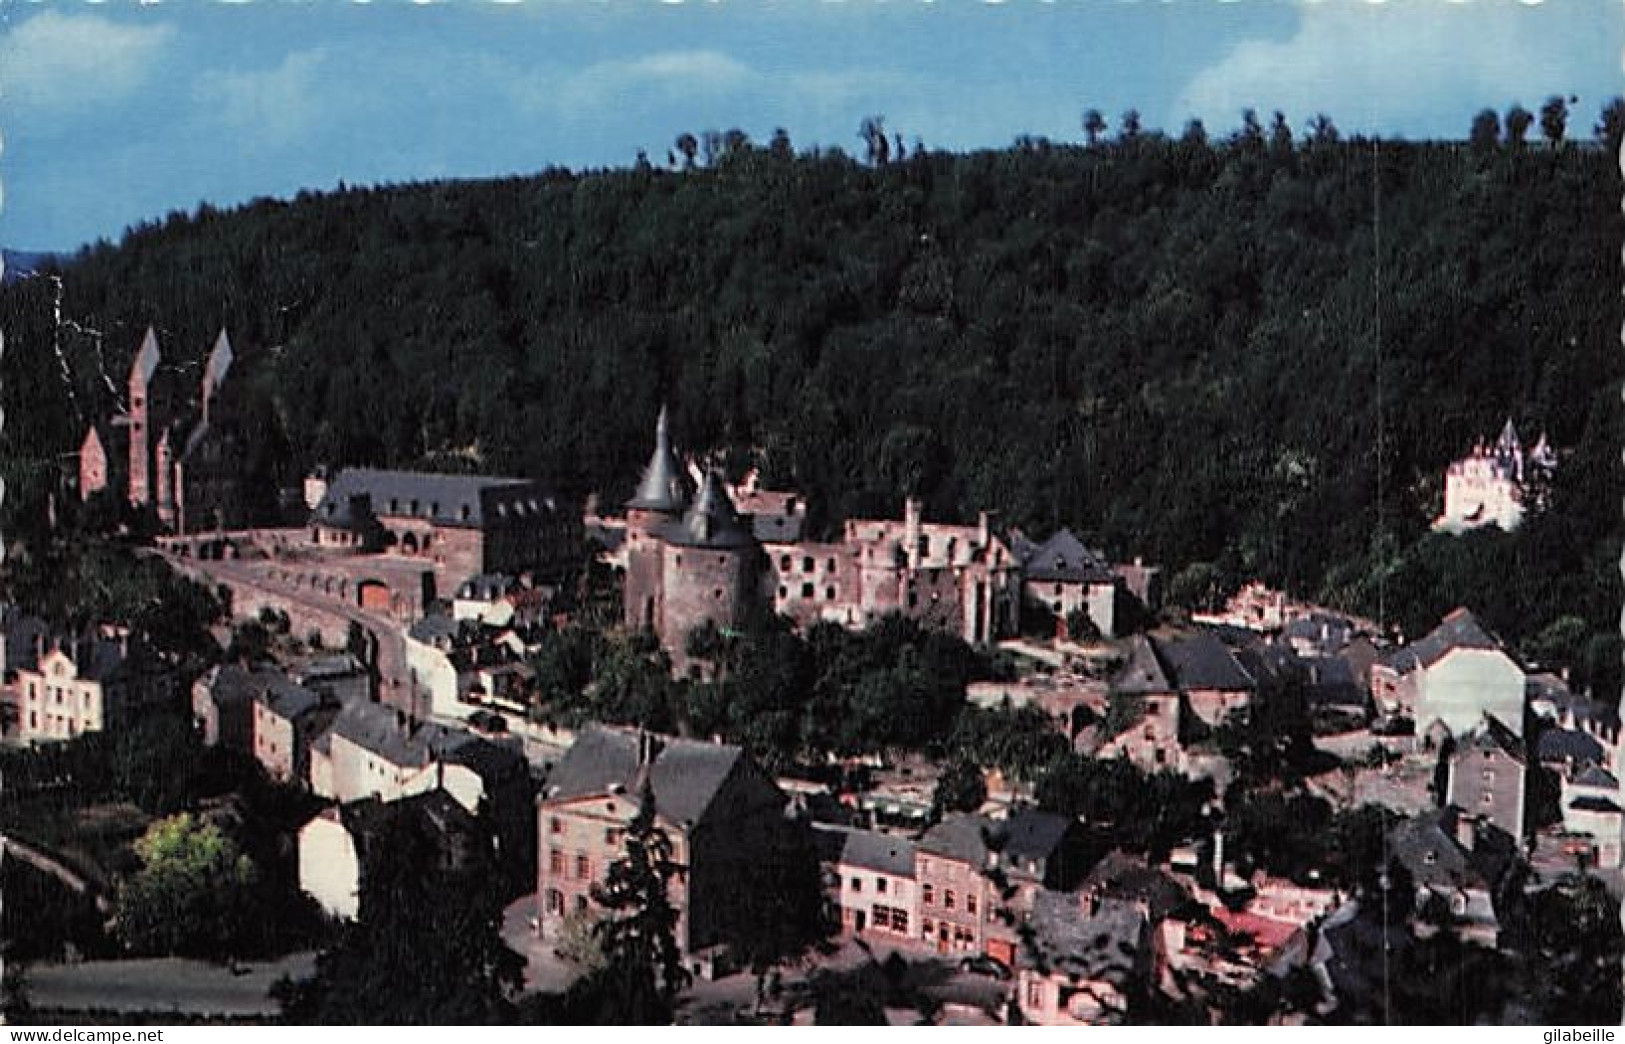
[1,122,1619,666]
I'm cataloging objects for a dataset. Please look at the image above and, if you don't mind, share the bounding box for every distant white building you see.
[1434,419,1555,533]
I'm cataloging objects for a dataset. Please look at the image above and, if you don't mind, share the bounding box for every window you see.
[826,586,836,601]
[1026,981,1045,1009]
[546,889,564,914]
[549,850,564,875]
[890,909,909,933]
[778,586,787,599]
[803,556,815,574]
[549,817,564,835]
[945,889,956,910]
[877,877,887,894]
[920,858,932,874]
[826,558,836,572]
[576,896,589,913]
[780,555,791,571]
[923,884,935,906]
[851,877,863,893]
[605,828,624,846]
[922,918,934,937]
[1481,770,1495,783]
[872,904,889,929]
[967,894,977,915]
[1482,792,1494,805]
[576,854,591,879]
[802,583,814,598]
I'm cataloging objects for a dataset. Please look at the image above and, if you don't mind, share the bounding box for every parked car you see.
[958,955,1012,981]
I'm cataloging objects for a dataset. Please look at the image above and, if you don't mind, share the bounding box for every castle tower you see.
[623,407,690,634]
[658,468,758,657]
[126,327,160,507]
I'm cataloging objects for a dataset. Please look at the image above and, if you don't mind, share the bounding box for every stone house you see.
[1433,419,1555,534]
[816,825,918,940]
[15,633,173,742]
[1371,608,1525,739]
[1016,890,1149,1026]
[1388,807,1516,945]
[1445,714,1528,840]
[534,725,788,972]
[1010,528,1119,638]
[309,467,578,593]
[298,788,481,920]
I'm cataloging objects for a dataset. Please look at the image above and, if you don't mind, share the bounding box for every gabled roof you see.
[1026,890,1146,987]
[1571,764,1619,790]
[917,812,994,865]
[329,700,476,769]
[1534,727,1605,767]
[1380,607,1505,676]
[1455,713,1526,766]
[626,406,690,513]
[821,826,916,878]
[1017,529,1115,585]
[545,725,778,828]
[1387,806,1515,893]
[999,808,1074,864]
[1111,635,1175,696]
[1159,631,1256,692]
[1569,796,1624,815]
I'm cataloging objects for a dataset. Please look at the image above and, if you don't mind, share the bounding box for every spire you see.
[203,329,234,406]
[1495,417,1521,457]
[678,469,753,548]
[627,406,690,513]
[130,327,161,389]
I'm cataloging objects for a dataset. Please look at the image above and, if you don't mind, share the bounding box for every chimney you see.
[1454,812,1476,852]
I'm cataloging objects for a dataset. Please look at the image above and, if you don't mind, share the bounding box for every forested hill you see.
[1,124,1620,659]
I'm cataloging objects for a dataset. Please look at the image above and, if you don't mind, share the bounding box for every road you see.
[24,953,317,1018]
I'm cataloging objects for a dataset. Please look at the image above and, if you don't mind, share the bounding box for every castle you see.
[1433,418,1556,534]
[619,409,1023,664]
[78,327,245,535]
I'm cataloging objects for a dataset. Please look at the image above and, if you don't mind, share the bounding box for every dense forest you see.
[2,103,1621,682]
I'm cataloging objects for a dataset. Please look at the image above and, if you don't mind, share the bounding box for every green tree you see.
[116,813,260,958]
[572,782,690,1024]
[933,759,988,814]
[274,802,522,1023]
[1469,108,1501,153]
[1081,108,1107,146]
[1539,94,1571,146]
[1505,103,1535,146]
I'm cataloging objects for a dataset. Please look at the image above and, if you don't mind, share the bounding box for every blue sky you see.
[2,0,1619,251]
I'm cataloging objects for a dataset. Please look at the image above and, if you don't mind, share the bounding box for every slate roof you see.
[0,605,49,674]
[329,700,476,769]
[1572,764,1619,789]
[1281,612,1358,652]
[659,470,755,550]
[1159,631,1256,691]
[1026,890,1146,987]
[626,406,690,513]
[1080,850,1190,921]
[1380,607,1504,676]
[545,725,776,828]
[1570,796,1625,814]
[1387,807,1515,893]
[1457,713,1526,766]
[207,664,321,721]
[1535,727,1606,767]
[1017,529,1116,585]
[999,809,1073,865]
[823,826,916,877]
[314,468,552,530]
[917,813,994,865]
[1111,635,1175,696]
[750,511,806,544]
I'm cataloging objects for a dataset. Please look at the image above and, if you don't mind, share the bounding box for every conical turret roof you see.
[627,406,690,513]
[131,327,161,387]
[668,469,755,549]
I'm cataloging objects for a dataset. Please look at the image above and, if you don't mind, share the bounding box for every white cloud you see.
[201,49,329,148]
[1174,2,1603,137]
[548,49,751,112]
[2,11,175,114]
